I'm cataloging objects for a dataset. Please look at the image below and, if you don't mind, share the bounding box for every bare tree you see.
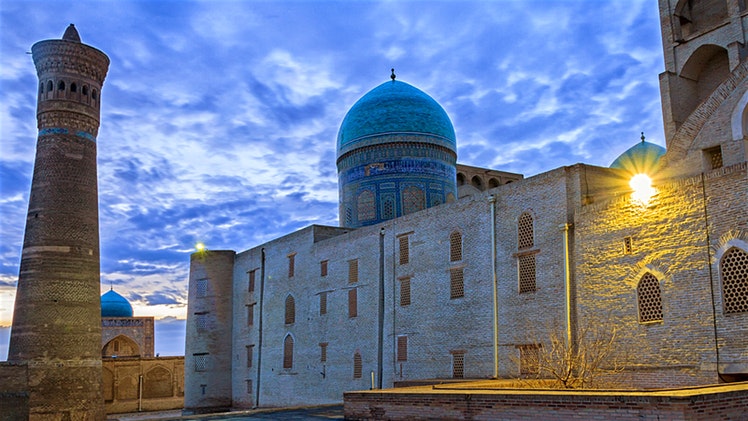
[514,319,628,389]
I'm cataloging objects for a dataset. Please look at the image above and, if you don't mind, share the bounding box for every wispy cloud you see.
[0,0,664,357]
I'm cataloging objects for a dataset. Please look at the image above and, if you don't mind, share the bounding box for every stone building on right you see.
[184,0,748,412]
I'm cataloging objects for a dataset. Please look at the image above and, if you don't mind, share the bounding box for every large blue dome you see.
[337,80,456,157]
[610,139,666,175]
[101,289,133,318]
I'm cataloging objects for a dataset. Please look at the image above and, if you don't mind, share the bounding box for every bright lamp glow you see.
[195,242,206,252]
[630,173,655,205]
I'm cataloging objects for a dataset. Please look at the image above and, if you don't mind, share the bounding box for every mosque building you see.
[184,1,747,413]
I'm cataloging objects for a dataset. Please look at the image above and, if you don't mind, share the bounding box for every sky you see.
[0,0,666,358]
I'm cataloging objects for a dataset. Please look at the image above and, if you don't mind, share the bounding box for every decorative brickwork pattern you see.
[399,235,410,265]
[721,247,748,314]
[357,190,376,221]
[402,186,425,215]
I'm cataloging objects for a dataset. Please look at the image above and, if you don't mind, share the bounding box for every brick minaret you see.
[8,24,109,419]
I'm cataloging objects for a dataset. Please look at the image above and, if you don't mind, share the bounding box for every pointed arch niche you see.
[102,334,140,357]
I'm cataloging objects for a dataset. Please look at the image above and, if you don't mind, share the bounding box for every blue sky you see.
[0,0,665,358]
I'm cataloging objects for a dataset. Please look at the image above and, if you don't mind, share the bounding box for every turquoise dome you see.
[610,139,666,175]
[101,289,133,318]
[337,80,456,157]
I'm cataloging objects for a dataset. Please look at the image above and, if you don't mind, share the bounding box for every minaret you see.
[8,24,109,419]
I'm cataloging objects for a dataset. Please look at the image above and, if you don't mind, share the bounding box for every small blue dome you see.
[101,289,133,318]
[337,80,456,157]
[610,139,666,175]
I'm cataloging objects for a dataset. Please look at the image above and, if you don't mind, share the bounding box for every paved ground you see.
[109,405,344,421]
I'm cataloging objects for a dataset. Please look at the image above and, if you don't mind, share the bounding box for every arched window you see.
[57,80,65,91]
[471,175,483,190]
[46,80,53,92]
[456,173,466,186]
[637,273,663,323]
[284,295,295,324]
[450,231,462,262]
[353,351,362,378]
[82,85,89,96]
[518,212,534,249]
[488,178,500,189]
[283,335,294,369]
[721,247,748,314]
[70,83,77,93]
[676,45,729,125]
[674,0,728,39]
[402,186,424,215]
[357,190,376,221]
[92,88,98,100]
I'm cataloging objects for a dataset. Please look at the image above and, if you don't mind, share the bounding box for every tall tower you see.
[8,24,109,419]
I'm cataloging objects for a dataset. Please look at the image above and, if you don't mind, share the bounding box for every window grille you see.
[518,255,536,293]
[246,379,253,395]
[704,146,723,170]
[357,190,376,221]
[248,270,256,293]
[402,186,425,215]
[319,292,327,315]
[195,313,208,331]
[348,259,358,284]
[637,273,663,323]
[624,237,633,254]
[320,260,328,277]
[382,197,395,220]
[285,295,295,324]
[194,354,208,372]
[518,212,534,249]
[283,335,294,369]
[399,235,410,265]
[450,268,464,299]
[246,345,254,368]
[397,336,408,362]
[519,344,541,375]
[288,253,295,278]
[721,247,748,314]
[345,207,352,226]
[348,288,358,318]
[452,352,465,378]
[196,279,208,298]
[450,231,463,262]
[353,352,363,379]
[320,343,328,362]
[400,278,411,306]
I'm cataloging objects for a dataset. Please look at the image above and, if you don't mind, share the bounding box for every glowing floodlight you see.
[630,173,655,205]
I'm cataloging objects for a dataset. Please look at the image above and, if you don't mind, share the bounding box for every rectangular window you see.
[195,312,208,331]
[518,254,537,293]
[194,353,208,372]
[246,345,254,368]
[247,304,255,326]
[519,344,541,375]
[320,260,328,277]
[397,336,408,362]
[348,259,358,284]
[196,278,208,298]
[399,235,410,265]
[623,236,633,254]
[348,288,358,318]
[288,253,296,278]
[246,379,253,395]
[319,292,327,315]
[704,146,723,170]
[400,277,411,306]
[248,270,256,293]
[320,342,328,363]
[450,268,464,299]
[452,351,465,379]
